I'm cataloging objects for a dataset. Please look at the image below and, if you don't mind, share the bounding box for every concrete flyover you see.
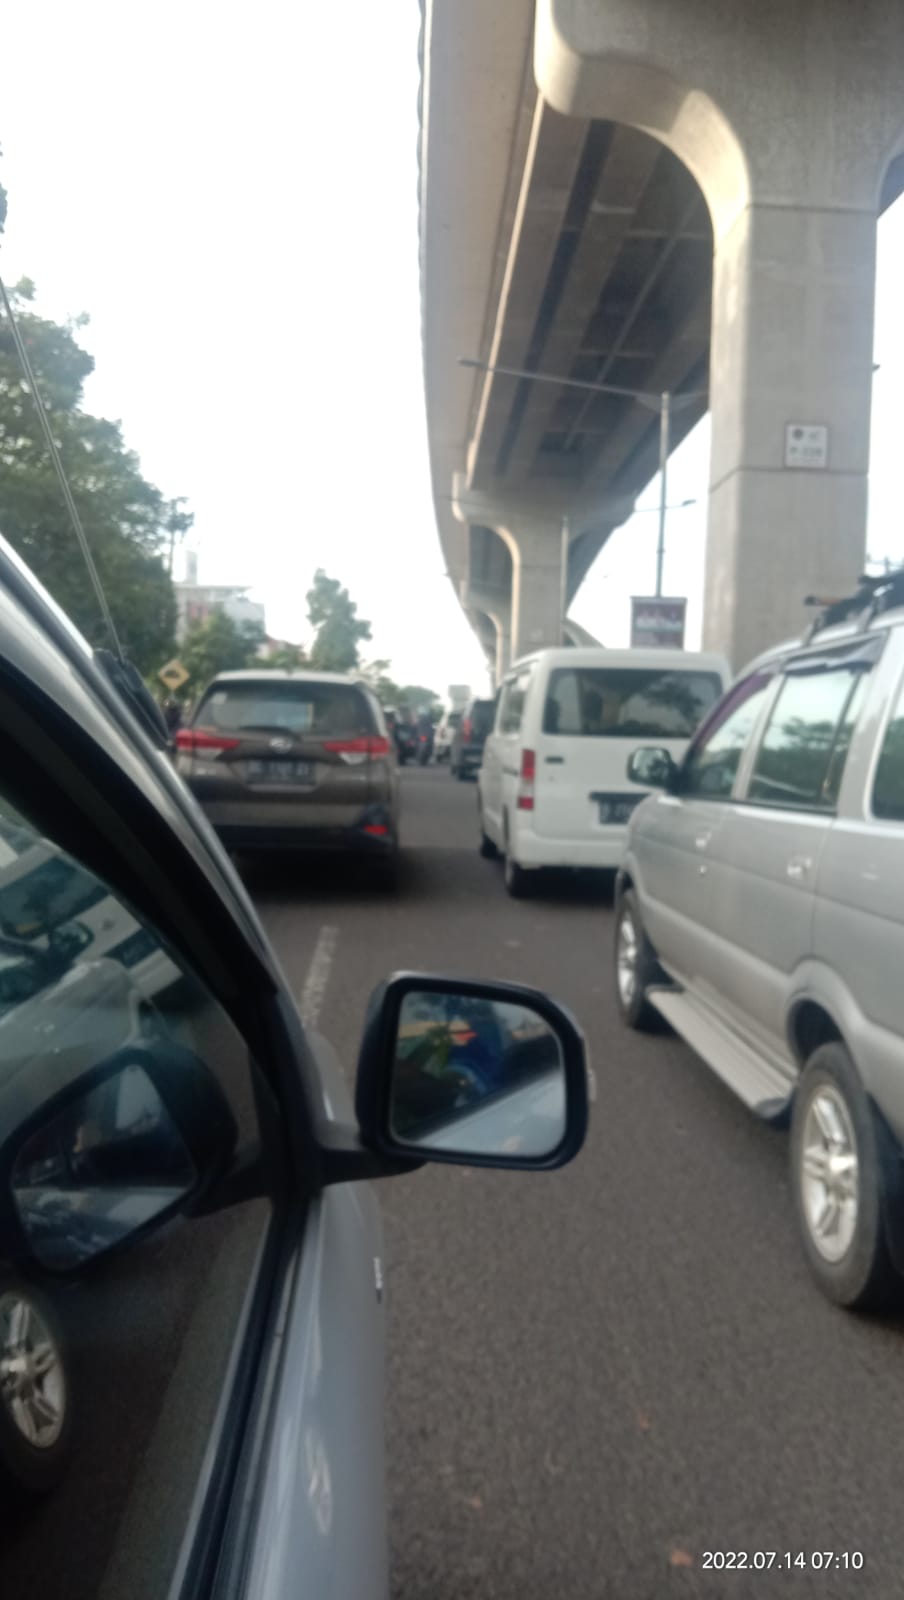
[419,0,904,678]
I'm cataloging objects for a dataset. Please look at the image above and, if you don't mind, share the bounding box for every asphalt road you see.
[254,767,904,1600]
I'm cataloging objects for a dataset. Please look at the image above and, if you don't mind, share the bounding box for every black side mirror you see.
[0,1042,238,1272]
[355,973,588,1171]
[627,746,677,790]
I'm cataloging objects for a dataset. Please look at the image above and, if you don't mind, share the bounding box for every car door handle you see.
[545,756,565,765]
[786,855,813,882]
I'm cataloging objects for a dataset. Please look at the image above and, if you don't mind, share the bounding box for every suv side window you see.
[499,667,532,735]
[682,673,773,800]
[873,673,904,820]
[746,665,864,809]
[0,794,275,1600]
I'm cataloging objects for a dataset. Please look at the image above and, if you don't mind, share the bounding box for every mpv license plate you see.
[246,760,315,784]
[591,792,642,825]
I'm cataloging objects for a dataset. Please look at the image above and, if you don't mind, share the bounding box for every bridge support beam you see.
[537,0,904,668]
[454,476,632,663]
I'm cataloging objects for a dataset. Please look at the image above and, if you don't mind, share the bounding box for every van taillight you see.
[175,728,240,753]
[517,748,536,811]
[462,718,472,741]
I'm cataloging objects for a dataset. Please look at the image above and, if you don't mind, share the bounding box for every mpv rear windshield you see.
[470,700,496,736]
[197,680,375,737]
[543,668,722,739]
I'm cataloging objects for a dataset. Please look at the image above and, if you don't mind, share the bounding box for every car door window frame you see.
[738,644,880,814]
[679,669,780,803]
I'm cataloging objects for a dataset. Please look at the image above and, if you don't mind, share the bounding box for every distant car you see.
[450,697,497,780]
[175,670,401,883]
[434,710,462,763]
[478,648,730,895]
[615,571,904,1310]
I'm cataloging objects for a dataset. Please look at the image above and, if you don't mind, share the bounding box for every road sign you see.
[158,658,190,691]
[630,597,687,649]
[784,423,828,470]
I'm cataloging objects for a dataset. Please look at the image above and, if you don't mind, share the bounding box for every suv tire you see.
[613,889,662,1031]
[791,1043,902,1311]
[0,1279,72,1495]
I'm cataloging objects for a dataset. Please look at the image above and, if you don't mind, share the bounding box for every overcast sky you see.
[0,2,901,698]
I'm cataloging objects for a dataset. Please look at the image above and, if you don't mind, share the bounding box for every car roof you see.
[205,669,364,686]
[740,603,904,677]
[507,646,731,674]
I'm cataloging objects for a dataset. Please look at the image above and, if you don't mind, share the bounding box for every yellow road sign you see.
[158,658,190,691]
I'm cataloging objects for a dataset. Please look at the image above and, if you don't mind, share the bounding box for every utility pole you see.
[655,391,670,599]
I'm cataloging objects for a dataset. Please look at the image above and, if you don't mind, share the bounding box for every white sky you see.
[0,2,902,698]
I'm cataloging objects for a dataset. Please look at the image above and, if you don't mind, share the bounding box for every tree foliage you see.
[179,611,264,698]
[307,569,372,672]
[259,642,307,670]
[0,279,177,672]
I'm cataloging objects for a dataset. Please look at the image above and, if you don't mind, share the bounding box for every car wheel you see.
[503,846,532,898]
[0,1279,72,1495]
[478,800,498,860]
[791,1043,902,1311]
[613,889,662,1031]
[372,846,401,893]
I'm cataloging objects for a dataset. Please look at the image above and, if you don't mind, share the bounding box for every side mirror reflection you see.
[11,1063,197,1270]
[389,991,567,1159]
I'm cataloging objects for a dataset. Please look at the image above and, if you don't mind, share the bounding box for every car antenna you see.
[0,269,124,662]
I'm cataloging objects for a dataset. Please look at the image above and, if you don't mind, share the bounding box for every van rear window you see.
[197,680,374,737]
[543,668,722,738]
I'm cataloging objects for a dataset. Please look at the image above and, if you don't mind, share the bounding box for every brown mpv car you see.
[176,671,400,880]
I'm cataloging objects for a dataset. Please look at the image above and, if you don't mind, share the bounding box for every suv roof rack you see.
[803,567,904,641]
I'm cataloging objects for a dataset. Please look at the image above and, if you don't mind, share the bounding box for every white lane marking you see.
[299,924,340,1028]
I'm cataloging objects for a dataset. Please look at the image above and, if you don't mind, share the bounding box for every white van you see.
[478,647,731,895]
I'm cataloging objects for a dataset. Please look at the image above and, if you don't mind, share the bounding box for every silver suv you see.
[614,571,904,1310]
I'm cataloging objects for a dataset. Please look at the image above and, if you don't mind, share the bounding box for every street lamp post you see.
[459,358,705,596]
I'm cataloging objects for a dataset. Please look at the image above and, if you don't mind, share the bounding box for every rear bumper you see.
[193,796,398,854]
[511,823,627,870]
[455,745,484,769]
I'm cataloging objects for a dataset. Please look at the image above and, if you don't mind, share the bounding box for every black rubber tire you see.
[478,803,498,860]
[503,848,533,899]
[371,846,401,893]
[613,889,662,1031]
[790,1043,902,1311]
[0,1279,73,1496]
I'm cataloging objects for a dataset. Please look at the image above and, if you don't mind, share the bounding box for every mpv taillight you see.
[517,749,536,811]
[322,736,391,760]
[462,718,473,741]
[174,728,240,754]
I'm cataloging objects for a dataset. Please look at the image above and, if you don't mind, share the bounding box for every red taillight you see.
[322,736,391,759]
[517,748,536,811]
[175,728,240,753]
[462,718,473,741]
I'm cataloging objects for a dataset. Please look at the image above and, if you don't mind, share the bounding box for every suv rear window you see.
[197,680,374,737]
[543,668,722,738]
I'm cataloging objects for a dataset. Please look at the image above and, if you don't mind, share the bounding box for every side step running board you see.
[649,988,793,1121]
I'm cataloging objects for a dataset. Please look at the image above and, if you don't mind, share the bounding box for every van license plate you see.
[592,793,641,825]
[247,760,314,784]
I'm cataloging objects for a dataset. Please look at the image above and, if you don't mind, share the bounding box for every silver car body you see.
[621,607,904,1140]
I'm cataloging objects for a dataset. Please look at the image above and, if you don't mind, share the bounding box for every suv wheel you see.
[791,1043,902,1310]
[0,1279,72,1495]
[613,889,662,1031]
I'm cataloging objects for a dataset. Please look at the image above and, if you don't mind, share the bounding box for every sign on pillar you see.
[630,597,687,649]
[784,423,829,470]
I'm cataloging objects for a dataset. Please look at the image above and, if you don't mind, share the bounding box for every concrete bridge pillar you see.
[454,476,632,664]
[537,0,904,668]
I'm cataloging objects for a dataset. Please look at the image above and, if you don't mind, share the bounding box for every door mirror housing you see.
[0,1042,238,1272]
[627,746,678,790]
[355,974,588,1171]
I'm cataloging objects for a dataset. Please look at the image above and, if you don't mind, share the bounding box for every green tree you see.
[179,611,264,698]
[258,642,307,670]
[360,658,401,704]
[0,279,177,672]
[307,569,372,672]
[399,685,443,722]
